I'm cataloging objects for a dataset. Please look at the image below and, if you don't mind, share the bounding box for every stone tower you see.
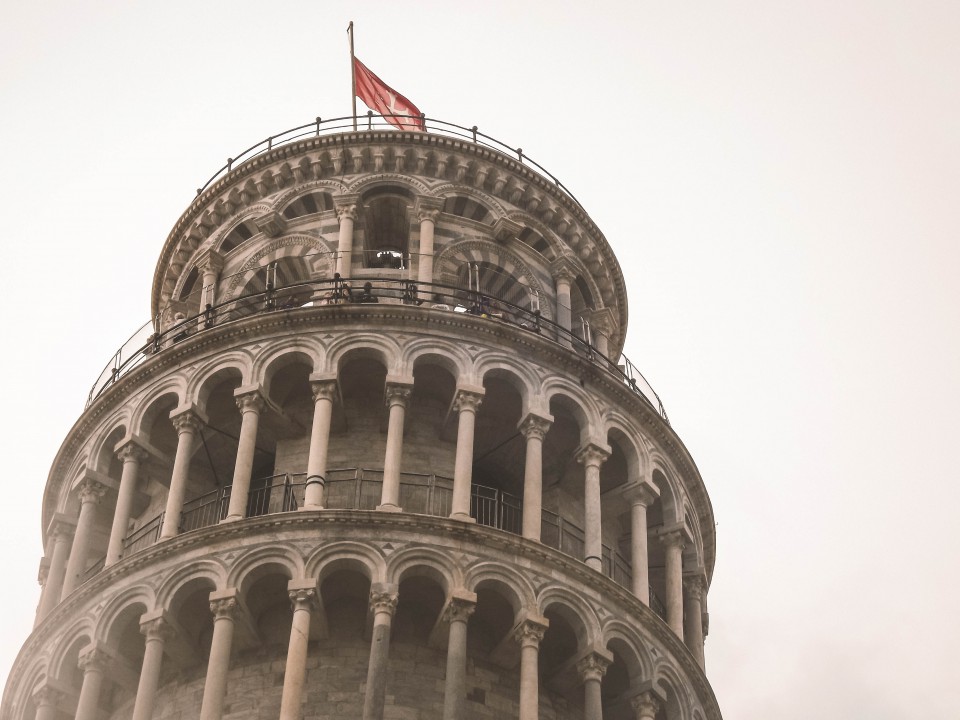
[3,117,721,720]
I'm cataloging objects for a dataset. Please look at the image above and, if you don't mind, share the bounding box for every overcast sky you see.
[2,2,959,718]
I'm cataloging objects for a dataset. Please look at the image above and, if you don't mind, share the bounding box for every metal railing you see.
[193,114,585,213]
[117,468,666,618]
[87,276,668,423]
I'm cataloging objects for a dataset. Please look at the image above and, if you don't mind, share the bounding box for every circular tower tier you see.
[5,122,721,720]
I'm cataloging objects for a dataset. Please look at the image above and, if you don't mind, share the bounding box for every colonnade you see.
[36,583,673,720]
[36,372,707,665]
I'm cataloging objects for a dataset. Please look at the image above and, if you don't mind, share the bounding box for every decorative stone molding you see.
[254,210,288,238]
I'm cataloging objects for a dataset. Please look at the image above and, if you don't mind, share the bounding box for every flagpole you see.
[348,21,357,131]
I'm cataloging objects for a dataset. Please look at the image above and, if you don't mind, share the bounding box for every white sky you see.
[2,2,959,718]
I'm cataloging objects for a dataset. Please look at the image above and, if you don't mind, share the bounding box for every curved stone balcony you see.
[11,512,721,720]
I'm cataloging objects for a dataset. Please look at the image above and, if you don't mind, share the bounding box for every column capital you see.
[453,386,485,414]
[77,478,107,505]
[550,256,579,283]
[78,644,111,673]
[335,199,359,222]
[575,442,611,469]
[46,512,77,541]
[493,216,523,243]
[116,440,149,465]
[310,377,338,403]
[513,614,549,649]
[581,306,618,336]
[518,412,552,441]
[659,528,688,551]
[414,195,444,215]
[576,648,613,683]
[234,385,266,414]
[630,691,661,720]
[32,684,64,708]
[204,587,240,620]
[621,480,659,508]
[194,248,225,274]
[37,556,50,585]
[140,610,175,641]
[684,572,707,601]
[287,579,319,611]
[384,378,414,408]
[369,584,399,616]
[169,404,207,434]
[444,589,478,624]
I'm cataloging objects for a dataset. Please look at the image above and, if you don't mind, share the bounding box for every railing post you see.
[367,110,373,129]
[267,136,273,150]
[316,116,321,136]
[471,125,478,143]
[354,468,363,509]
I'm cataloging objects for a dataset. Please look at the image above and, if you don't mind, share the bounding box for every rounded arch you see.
[227,546,303,592]
[385,546,459,592]
[187,353,254,408]
[208,204,270,255]
[538,585,601,647]
[305,541,386,585]
[474,357,539,414]
[653,661,693,720]
[403,341,472,381]
[47,619,95,682]
[345,173,432,199]
[505,210,568,261]
[602,621,654,682]
[156,558,227,610]
[279,188,336,221]
[94,585,157,645]
[463,561,534,616]
[603,413,650,481]
[131,384,186,439]
[325,333,402,375]
[87,414,131,475]
[432,182,508,220]
[223,234,334,301]
[543,382,603,442]
[252,345,320,397]
[270,179,346,218]
[650,462,683,527]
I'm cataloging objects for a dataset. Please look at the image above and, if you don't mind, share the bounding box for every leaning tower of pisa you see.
[2,116,721,720]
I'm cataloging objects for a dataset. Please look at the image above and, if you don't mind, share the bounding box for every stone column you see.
[62,479,107,597]
[415,199,442,290]
[132,612,173,720]
[660,530,686,639]
[362,584,399,720]
[622,482,658,605]
[513,615,549,720]
[75,646,109,720]
[583,308,617,358]
[631,691,660,720]
[378,381,413,512]
[450,387,484,522]
[577,649,612,720]
[160,407,204,539]
[684,574,706,669]
[224,387,266,521]
[196,250,224,309]
[518,413,551,541]
[335,199,359,276]
[106,440,148,566]
[279,580,318,720]
[442,590,477,720]
[32,686,63,720]
[551,258,577,346]
[303,376,337,510]
[36,516,75,621]
[575,444,610,572]
[199,590,238,720]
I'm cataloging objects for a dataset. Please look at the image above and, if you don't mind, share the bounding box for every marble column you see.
[303,376,337,510]
[32,687,63,720]
[379,381,412,512]
[335,200,358,276]
[132,612,173,720]
[160,407,204,539]
[684,574,706,669]
[575,444,610,572]
[36,516,75,621]
[450,387,484,522]
[442,591,477,720]
[518,413,551,541]
[362,584,399,720]
[513,615,549,720]
[551,258,577,346]
[224,387,266,521]
[577,650,612,720]
[631,691,660,720]
[197,250,224,309]
[199,590,238,720]
[106,441,148,566]
[75,646,110,720]
[62,479,106,597]
[279,580,318,720]
[660,530,686,639]
[623,482,658,604]
[415,201,442,291]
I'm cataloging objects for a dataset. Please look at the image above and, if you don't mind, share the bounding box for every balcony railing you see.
[87,277,668,424]
[117,469,667,619]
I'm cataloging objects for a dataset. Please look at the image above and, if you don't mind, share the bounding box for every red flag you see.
[353,57,425,131]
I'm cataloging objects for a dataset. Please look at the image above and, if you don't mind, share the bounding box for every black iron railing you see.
[192,114,585,212]
[87,277,668,423]
[117,468,666,618]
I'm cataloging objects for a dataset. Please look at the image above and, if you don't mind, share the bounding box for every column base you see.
[376,503,403,513]
[449,512,476,524]
[299,504,325,511]
[584,557,602,572]
[220,515,243,524]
